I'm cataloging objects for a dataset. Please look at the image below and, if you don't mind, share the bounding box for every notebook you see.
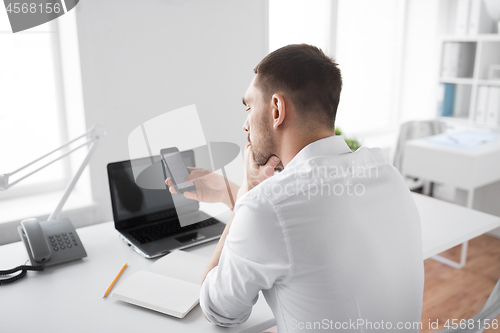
[112,250,210,318]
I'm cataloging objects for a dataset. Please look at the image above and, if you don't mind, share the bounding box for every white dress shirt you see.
[200,135,424,332]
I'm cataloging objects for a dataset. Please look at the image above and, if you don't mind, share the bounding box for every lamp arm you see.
[47,126,105,221]
[6,140,91,190]
[9,127,93,178]
[0,126,95,191]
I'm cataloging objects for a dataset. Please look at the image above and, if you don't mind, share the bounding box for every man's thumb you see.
[183,191,198,201]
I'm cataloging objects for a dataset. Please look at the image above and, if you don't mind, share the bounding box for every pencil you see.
[103,263,127,298]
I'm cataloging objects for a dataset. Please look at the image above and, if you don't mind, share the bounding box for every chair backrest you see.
[393,120,446,174]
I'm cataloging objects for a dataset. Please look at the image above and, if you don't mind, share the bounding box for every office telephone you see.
[0,218,87,284]
[17,217,87,267]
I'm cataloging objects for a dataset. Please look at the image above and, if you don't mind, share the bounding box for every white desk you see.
[415,193,500,259]
[403,136,500,267]
[1,193,500,332]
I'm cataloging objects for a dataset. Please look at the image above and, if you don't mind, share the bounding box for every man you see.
[166,44,424,332]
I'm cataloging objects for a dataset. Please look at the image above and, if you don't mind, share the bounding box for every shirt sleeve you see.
[199,191,290,327]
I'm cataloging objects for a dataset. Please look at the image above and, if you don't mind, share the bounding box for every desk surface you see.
[0,213,274,333]
[415,193,500,258]
[1,193,500,332]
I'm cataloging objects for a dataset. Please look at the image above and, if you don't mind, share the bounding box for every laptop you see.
[107,153,226,259]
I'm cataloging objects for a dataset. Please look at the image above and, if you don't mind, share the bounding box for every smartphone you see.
[160,147,197,194]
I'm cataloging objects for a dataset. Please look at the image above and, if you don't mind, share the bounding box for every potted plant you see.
[334,127,361,152]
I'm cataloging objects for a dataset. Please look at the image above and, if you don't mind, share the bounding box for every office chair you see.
[393,120,446,194]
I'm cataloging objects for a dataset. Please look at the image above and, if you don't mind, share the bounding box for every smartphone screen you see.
[162,151,196,191]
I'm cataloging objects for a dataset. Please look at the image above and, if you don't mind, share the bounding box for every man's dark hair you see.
[254,44,342,128]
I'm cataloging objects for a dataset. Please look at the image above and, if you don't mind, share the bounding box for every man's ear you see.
[271,94,286,130]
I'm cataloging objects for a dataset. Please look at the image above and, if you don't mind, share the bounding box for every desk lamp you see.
[0,125,106,284]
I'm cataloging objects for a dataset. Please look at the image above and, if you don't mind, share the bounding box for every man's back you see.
[200,136,424,332]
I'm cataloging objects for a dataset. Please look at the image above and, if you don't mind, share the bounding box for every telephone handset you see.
[21,218,52,263]
[17,217,87,267]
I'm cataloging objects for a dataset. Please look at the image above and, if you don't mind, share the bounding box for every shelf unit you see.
[437,0,500,129]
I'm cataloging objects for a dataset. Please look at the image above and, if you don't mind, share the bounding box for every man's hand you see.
[165,167,239,210]
[238,144,281,199]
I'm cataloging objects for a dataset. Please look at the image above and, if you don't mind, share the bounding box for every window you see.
[0,10,69,199]
[269,0,333,54]
[335,0,405,136]
[269,0,406,137]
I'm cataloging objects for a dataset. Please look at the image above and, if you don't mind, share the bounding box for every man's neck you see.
[279,129,335,167]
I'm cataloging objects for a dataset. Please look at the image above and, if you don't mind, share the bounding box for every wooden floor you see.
[420,234,500,332]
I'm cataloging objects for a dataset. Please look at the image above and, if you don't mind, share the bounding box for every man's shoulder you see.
[231,185,283,241]
[354,146,391,166]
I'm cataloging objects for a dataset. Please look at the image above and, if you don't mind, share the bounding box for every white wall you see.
[75,0,269,223]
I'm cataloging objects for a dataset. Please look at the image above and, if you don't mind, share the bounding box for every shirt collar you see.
[285,135,353,169]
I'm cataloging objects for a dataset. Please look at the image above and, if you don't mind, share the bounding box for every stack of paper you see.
[429,131,498,148]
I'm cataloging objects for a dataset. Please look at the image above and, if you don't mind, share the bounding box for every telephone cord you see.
[0,261,45,285]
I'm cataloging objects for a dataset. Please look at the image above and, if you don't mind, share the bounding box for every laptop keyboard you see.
[129,218,219,244]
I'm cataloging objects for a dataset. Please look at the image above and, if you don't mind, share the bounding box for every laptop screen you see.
[107,154,198,230]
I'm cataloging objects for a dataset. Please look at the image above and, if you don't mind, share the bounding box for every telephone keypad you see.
[48,232,79,252]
